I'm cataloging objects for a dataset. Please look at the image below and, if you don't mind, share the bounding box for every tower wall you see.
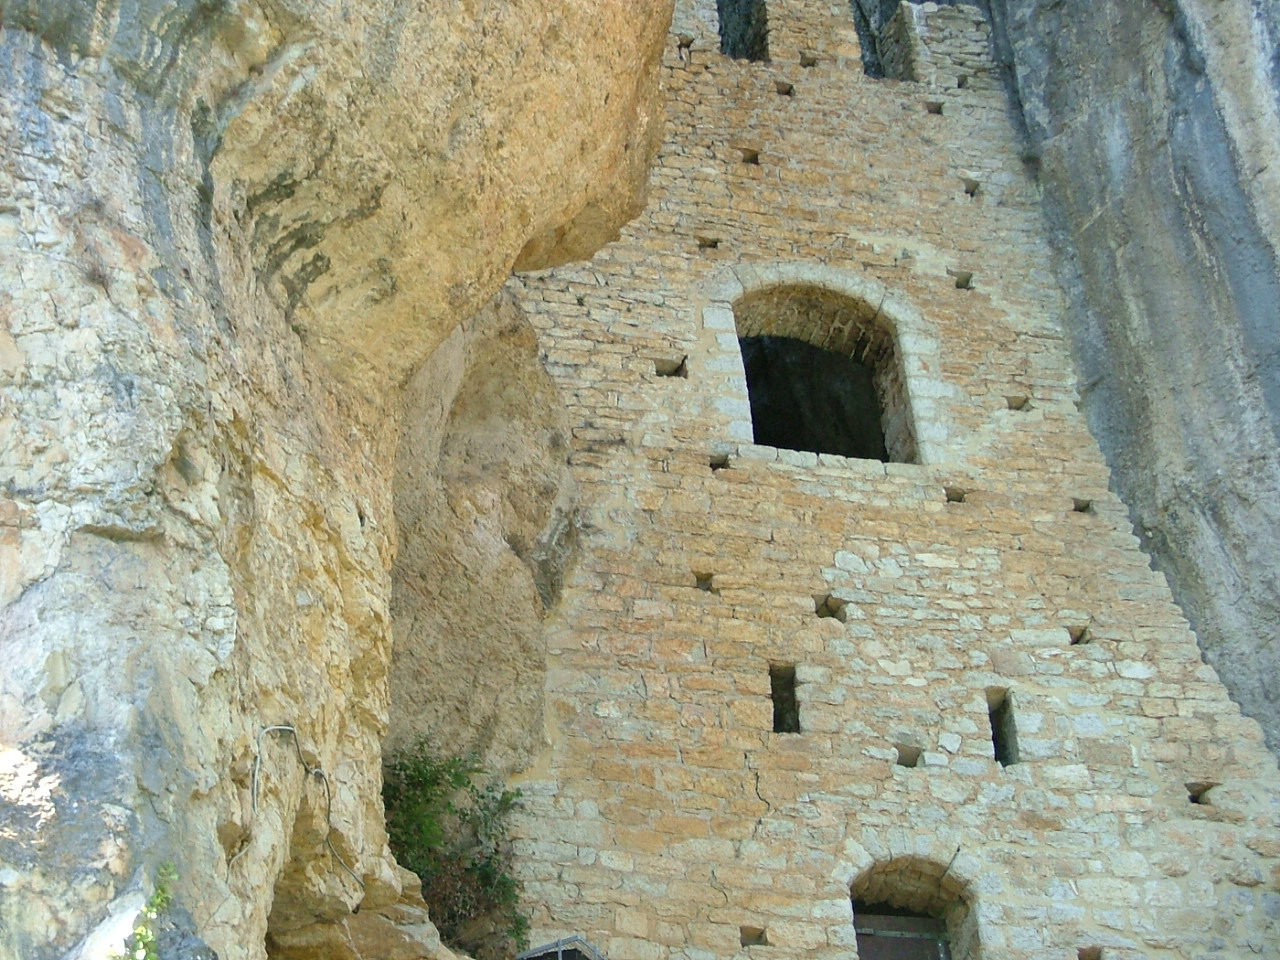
[500,3,1280,957]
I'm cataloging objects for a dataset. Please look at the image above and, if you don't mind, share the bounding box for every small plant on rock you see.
[382,743,528,959]
[115,863,177,960]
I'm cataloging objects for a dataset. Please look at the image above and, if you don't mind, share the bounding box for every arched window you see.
[733,284,917,463]
[851,857,978,960]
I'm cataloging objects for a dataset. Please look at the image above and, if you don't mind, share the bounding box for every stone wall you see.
[507,2,1280,958]
[0,3,671,958]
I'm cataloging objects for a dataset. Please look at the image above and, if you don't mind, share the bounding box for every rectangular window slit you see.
[770,663,800,733]
[987,687,1019,766]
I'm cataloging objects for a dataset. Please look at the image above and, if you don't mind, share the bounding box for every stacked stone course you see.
[503,2,1280,958]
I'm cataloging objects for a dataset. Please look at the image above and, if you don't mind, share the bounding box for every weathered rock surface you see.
[0,1,670,958]
[985,0,1280,751]
[389,289,577,775]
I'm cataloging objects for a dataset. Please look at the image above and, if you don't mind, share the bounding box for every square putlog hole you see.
[739,147,761,165]
[960,176,980,197]
[1077,949,1103,960]
[654,356,688,378]
[1072,498,1095,514]
[799,51,818,68]
[1005,395,1031,411]
[894,743,922,768]
[694,571,718,593]
[925,100,944,115]
[1067,624,1092,646]
[944,486,968,504]
[740,926,768,947]
[709,454,731,472]
[948,268,974,290]
[775,80,795,96]
[696,236,721,252]
[1187,781,1218,804]
[814,594,849,622]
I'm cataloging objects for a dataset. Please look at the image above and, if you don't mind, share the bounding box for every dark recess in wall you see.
[718,0,769,61]
[740,335,888,461]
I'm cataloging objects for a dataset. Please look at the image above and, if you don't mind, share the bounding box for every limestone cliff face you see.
[0,2,670,958]
[985,0,1280,750]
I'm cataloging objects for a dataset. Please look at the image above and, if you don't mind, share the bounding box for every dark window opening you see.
[854,900,951,960]
[740,336,888,460]
[733,284,917,463]
[850,0,965,78]
[987,688,1019,767]
[770,663,800,733]
[717,0,769,61]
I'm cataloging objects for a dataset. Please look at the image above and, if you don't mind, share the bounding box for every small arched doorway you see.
[733,284,917,463]
[851,856,978,959]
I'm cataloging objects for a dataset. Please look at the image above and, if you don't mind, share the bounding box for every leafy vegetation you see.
[383,743,528,958]
[116,863,177,960]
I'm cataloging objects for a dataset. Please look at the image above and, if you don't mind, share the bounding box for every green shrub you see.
[383,744,528,957]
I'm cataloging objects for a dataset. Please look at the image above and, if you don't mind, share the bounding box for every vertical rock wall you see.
[982,0,1280,751]
[0,2,670,958]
